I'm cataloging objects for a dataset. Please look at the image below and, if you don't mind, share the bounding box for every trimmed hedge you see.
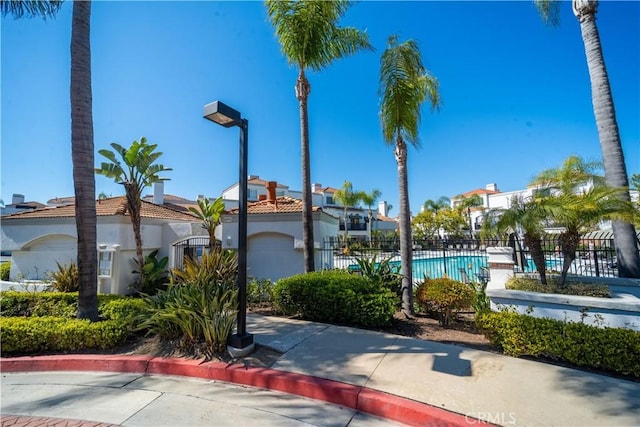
[0,291,145,355]
[476,311,640,377]
[273,270,397,327]
[0,291,125,318]
[1,316,129,354]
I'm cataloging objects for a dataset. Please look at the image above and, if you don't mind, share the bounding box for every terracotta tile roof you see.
[226,196,321,215]
[455,188,500,198]
[8,201,46,209]
[320,187,340,193]
[2,196,198,221]
[141,193,199,214]
[47,196,75,205]
[376,214,398,222]
[248,178,288,189]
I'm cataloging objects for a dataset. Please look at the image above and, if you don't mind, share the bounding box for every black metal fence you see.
[319,235,634,282]
[513,235,621,278]
[319,237,497,284]
[173,236,210,271]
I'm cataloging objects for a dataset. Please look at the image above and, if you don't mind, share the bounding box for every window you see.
[98,251,113,277]
[326,196,334,205]
[248,189,258,200]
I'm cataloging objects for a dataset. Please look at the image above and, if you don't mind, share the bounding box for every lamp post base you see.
[227,333,255,358]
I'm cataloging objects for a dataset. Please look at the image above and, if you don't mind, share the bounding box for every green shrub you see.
[49,262,79,292]
[0,316,130,354]
[171,247,237,291]
[99,298,147,326]
[476,311,640,377]
[506,276,611,298]
[0,291,78,317]
[471,281,491,315]
[273,270,397,328]
[0,291,138,319]
[131,250,169,295]
[415,278,475,327]
[248,278,274,306]
[0,262,10,281]
[136,281,238,354]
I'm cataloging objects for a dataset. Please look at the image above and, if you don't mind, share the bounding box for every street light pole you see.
[203,101,254,354]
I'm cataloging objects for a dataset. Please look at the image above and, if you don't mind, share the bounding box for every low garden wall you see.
[485,247,640,332]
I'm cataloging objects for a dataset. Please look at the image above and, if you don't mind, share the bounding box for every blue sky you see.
[2,1,638,216]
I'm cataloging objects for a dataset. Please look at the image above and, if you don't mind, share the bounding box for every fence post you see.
[486,247,514,291]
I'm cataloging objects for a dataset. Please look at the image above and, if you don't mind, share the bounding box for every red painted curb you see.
[0,355,488,426]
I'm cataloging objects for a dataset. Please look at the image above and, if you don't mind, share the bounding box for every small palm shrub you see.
[0,262,10,281]
[171,247,238,289]
[136,281,238,354]
[273,270,397,327]
[415,278,475,327]
[49,261,79,292]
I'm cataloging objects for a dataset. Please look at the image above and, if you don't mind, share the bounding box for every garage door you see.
[247,233,303,282]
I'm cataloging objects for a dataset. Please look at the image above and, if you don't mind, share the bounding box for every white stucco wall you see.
[1,215,201,294]
[220,210,338,281]
[247,232,304,281]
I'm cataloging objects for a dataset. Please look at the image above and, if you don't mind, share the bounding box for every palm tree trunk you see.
[125,184,144,289]
[524,234,547,285]
[343,206,349,240]
[368,209,373,242]
[559,230,580,286]
[575,0,640,277]
[395,136,413,316]
[71,0,98,321]
[296,68,315,272]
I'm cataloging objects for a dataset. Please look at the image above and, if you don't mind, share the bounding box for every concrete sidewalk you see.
[2,313,639,426]
[250,314,640,427]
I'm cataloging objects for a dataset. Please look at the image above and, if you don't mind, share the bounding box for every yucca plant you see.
[171,247,237,291]
[49,261,79,292]
[352,254,402,298]
[136,280,238,354]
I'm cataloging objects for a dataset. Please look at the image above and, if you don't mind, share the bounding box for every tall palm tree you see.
[265,0,373,272]
[534,0,640,278]
[189,197,225,250]
[3,0,99,320]
[379,34,441,316]
[95,137,172,289]
[333,180,364,241]
[361,188,381,242]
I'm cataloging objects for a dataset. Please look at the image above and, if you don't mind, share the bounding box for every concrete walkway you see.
[2,313,639,426]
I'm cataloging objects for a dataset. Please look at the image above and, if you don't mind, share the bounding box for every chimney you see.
[266,181,277,202]
[378,201,388,217]
[485,183,498,192]
[153,181,164,205]
[312,183,323,193]
[12,194,25,205]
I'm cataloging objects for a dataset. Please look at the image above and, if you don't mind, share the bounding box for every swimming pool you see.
[390,255,489,283]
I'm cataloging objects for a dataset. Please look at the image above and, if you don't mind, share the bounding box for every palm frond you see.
[1,0,62,20]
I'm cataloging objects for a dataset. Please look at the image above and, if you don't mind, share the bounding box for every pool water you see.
[389,255,488,283]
